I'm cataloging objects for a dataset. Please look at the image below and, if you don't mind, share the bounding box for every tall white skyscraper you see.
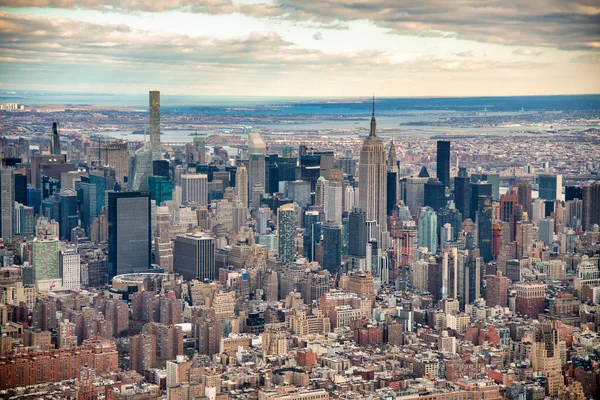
[359,97,387,236]
[181,174,208,206]
[327,181,343,224]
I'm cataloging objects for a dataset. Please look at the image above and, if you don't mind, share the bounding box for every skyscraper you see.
[477,197,493,263]
[418,207,437,254]
[51,122,61,155]
[348,208,368,269]
[582,181,600,231]
[248,132,266,206]
[436,140,450,187]
[33,236,60,288]
[60,247,81,290]
[538,174,562,201]
[322,222,342,274]
[303,210,321,262]
[359,97,387,235]
[236,164,249,208]
[129,91,162,191]
[277,203,296,264]
[173,232,215,281]
[469,181,492,221]
[424,178,446,212]
[58,188,78,240]
[108,191,151,278]
[0,168,15,239]
[517,180,533,216]
[181,174,208,206]
[485,271,509,308]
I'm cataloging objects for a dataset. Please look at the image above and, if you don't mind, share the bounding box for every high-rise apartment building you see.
[485,271,509,308]
[129,91,162,191]
[418,207,437,254]
[108,191,151,278]
[278,203,297,264]
[359,98,387,236]
[0,167,14,239]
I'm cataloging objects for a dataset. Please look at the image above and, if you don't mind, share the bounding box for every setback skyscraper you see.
[358,97,387,235]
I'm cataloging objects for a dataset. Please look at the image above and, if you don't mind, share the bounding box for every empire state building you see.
[359,97,387,237]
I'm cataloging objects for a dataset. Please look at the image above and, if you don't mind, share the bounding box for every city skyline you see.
[1,1,599,96]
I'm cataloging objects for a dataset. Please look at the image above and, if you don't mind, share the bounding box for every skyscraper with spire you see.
[359,96,387,235]
[129,91,162,191]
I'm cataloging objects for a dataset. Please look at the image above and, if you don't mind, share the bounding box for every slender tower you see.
[149,90,161,159]
[359,96,387,235]
[51,122,61,155]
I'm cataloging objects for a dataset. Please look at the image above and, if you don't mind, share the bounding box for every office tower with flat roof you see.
[469,181,492,221]
[517,180,533,216]
[236,164,248,208]
[33,236,60,287]
[0,168,14,239]
[148,175,172,206]
[51,122,61,155]
[538,218,554,245]
[359,98,387,235]
[323,221,342,274]
[387,170,397,216]
[108,191,151,278]
[327,181,343,224]
[278,203,297,264]
[288,180,311,208]
[348,207,368,267]
[303,210,321,262]
[538,174,562,200]
[582,181,600,231]
[424,178,446,212]
[248,132,266,205]
[173,232,215,281]
[401,176,428,217]
[181,174,208,206]
[58,188,78,240]
[436,140,450,187]
[155,206,173,273]
[129,91,162,191]
[418,207,437,254]
[60,247,80,290]
[453,167,470,220]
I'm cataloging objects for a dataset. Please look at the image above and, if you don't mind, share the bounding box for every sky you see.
[0,0,599,97]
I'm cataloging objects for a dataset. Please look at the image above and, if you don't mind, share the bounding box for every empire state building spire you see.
[369,94,377,138]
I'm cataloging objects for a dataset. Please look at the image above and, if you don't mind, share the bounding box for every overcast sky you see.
[0,0,599,96]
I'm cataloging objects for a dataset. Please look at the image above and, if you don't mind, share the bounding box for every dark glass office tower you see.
[14,173,28,205]
[58,189,78,240]
[322,222,342,274]
[436,140,450,187]
[51,122,61,155]
[538,174,561,200]
[303,210,321,262]
[477,197,493,263]
[470,181,492,221]
[348,208,367,259]
[387,171,397,216]
[299,154,321,192]
[108,191,151,278]
[565,185,583,201]
[453,167,470,220]
[424,178,446,212]
[152,160,169,178]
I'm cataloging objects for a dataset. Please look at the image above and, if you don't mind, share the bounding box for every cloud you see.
[512,48,544,56]
[313,31,323,40]
[2,0,600,51]
[454,51,473,57]
[570,53,600,63]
